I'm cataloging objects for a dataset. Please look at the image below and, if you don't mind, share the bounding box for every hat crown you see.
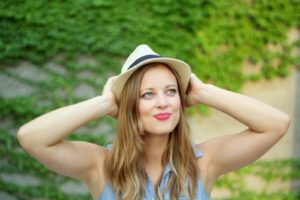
[112,44,191,101]
[122,44,159,73]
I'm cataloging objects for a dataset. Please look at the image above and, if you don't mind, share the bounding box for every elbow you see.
[17,125,33,150]
[275,113,291,137]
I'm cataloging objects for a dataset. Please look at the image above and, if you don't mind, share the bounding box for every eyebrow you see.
[140,84,177,91]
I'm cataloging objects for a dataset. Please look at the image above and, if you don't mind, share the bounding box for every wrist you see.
[194,83,214,105]
[100,94,118,117]
[89,95,112,119]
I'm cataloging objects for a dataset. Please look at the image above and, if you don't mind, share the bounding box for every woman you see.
[17,44,290,200]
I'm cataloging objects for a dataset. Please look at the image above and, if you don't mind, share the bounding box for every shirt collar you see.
[192,144,203,158]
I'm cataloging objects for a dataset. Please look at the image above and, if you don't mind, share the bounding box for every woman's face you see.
[139,64,181,135]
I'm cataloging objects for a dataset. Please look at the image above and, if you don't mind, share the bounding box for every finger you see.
[191,73,197,79]
[107,76,118,84]
[103,76,117,94]
[105,76,118,87]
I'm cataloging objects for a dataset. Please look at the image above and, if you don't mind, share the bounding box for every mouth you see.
[153,113,171,121]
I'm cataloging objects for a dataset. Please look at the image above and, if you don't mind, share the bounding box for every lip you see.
[153,112,171,121]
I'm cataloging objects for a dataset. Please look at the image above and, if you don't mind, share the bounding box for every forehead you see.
[140,64,178,89]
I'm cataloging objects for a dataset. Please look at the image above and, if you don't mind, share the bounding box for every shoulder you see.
[84,143,110,198]
[194,143,211,177]
[76,141,110,167]
[87,143,110,177]
[195,143,216,193]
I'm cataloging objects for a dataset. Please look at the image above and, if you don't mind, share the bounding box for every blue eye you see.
[141,92,154,99]
[167,89,177,96]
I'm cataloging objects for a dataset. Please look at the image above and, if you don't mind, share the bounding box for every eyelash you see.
[141,89,177,99]
[141,92,153,98]
[167,89,177,95]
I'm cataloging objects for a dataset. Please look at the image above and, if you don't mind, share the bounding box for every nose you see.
[156,93,168,109]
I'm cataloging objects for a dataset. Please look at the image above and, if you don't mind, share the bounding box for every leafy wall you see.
[0,0,299,199]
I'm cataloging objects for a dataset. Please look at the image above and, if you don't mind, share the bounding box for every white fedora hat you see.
[111,44,191,101]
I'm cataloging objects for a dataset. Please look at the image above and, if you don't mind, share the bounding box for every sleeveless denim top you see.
[98,145,210,200]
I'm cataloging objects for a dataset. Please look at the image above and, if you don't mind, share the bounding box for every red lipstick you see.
[153,113,171,121]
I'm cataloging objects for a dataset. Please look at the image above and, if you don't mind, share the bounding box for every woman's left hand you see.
[185,73,206,107]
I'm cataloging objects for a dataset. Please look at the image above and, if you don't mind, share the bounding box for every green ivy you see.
[1,0,298,88]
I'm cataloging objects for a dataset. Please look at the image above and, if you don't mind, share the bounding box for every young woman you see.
[17,44,290,200]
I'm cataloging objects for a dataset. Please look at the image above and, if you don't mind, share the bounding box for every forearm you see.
[18,95,111,148]
[197,84,290,134]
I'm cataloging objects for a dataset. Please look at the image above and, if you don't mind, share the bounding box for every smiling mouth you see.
[153,113,171,121]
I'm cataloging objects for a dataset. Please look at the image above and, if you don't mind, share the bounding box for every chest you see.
[145,166,164,187]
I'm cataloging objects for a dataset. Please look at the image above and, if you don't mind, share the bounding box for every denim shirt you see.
[98,145,210,200]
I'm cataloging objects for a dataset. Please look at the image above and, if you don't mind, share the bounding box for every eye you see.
[141,92,154,99]
[166,88,177,96]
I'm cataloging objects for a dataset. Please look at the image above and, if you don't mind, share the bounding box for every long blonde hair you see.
[104,63,199,200]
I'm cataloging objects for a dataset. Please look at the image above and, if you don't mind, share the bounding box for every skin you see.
[17,63,290,199]
[139,66,181,136]
[139,66,181,185]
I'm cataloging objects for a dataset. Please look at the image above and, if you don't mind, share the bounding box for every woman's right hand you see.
[102,76,118,118]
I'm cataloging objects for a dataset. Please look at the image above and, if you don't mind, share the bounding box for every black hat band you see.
[128,54,161,70]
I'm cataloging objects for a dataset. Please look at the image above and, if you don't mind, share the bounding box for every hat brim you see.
[111,57,191,102]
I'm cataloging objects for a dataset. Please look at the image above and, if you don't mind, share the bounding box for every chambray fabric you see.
[98,145,210,200]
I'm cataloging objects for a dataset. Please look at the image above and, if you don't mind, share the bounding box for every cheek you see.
[172,96,181,120]
[139,100,152,117]
[172,95,181,110]
[139,101,154,132]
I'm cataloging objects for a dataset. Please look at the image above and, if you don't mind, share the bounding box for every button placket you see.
[146,175,156,200]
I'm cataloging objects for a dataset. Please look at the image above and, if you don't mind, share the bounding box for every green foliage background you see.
[0,0,299,199]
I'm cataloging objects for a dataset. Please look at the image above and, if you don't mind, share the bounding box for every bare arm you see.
[17,77,118,182]
[187,74,291,181]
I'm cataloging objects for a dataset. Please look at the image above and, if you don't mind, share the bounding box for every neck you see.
[142,134,169,166]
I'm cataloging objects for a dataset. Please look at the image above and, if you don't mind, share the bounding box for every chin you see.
[142,118,179,135]
[149,131,171,135]
[144,126,176,135]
